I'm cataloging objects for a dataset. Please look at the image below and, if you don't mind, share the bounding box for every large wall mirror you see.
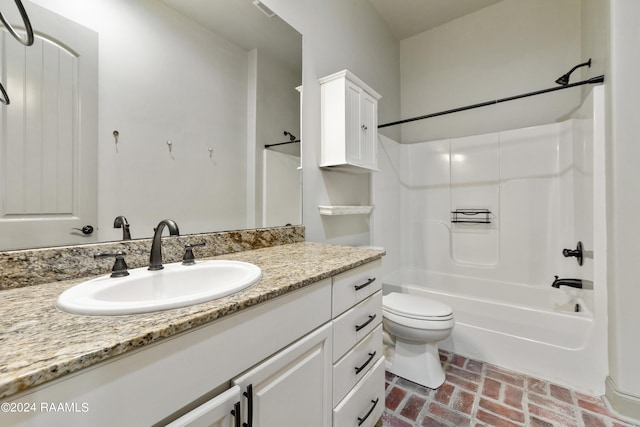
[0,0,302,251]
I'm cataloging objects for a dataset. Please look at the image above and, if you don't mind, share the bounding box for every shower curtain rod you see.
[378,75,605,129]
[264,139,300,149]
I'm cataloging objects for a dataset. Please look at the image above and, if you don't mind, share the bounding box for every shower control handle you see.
[562,241,584,266]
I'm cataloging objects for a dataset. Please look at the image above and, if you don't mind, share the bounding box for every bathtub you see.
[382,269,607,394]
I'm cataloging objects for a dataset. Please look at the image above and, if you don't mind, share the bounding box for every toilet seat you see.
[383,292,453,321]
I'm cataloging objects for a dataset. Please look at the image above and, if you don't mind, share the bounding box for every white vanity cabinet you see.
[320,70,381,172]
[330,260,384,427]
[232,324,332,427]
[171,323,332,427]
[2,257,386,427]
[3,280,332,427]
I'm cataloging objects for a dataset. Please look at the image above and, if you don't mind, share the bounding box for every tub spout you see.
[551,275,592,289]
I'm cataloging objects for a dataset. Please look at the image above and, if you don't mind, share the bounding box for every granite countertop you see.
[0,242,384,400]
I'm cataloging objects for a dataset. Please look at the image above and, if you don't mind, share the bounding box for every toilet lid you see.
[383,292,453,320]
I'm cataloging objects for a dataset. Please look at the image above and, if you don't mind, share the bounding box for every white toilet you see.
[382,292,455,389]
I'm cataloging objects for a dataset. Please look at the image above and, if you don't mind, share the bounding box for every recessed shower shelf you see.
[451,209,492,224]
[318,205,373,216]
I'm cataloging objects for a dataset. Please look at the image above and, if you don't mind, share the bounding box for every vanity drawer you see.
[333,356,385,427]
[332,259,382,317]
[333,324,383,406]
[333,291,382,362]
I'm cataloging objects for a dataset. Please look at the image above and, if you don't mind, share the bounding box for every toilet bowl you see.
[382,292,454,389]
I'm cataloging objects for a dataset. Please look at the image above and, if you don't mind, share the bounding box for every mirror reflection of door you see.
[0,2,98,250]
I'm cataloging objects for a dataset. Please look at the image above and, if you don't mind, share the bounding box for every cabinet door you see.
[233,323,332,427]
[166,385,241,427]
[344,79,377,170]
[359,91,378,169]
[345,80,363,165]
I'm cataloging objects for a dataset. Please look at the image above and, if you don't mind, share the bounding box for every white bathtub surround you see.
[372,86,607,394]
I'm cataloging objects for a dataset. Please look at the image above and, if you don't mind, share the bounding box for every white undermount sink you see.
[56,260,262,316]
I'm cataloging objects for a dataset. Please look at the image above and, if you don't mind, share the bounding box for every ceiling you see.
[160,0,504,70]
[369,0,503,40]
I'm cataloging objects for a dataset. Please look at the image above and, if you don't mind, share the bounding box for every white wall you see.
[372,134,402,276]
[605,0,640,419]
[262,0,401,246]
[399,0,583,143]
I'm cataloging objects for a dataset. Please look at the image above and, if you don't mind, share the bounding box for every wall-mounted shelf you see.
[319,205,373,216]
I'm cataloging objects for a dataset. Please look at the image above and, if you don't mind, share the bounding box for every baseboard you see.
[604,376,640,424]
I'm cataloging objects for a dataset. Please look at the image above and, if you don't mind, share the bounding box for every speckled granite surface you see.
[0,242,384,400]
[0,225,304,290]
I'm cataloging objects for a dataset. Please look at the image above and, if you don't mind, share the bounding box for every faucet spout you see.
[149,219,180,271]
[113,216,131,240]
[551,275,584,289]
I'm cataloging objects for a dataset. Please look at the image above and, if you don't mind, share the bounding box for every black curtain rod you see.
[264,139,300,149]
[378,75,605,129]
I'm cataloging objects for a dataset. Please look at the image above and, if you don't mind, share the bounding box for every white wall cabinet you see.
[320,70,381,172]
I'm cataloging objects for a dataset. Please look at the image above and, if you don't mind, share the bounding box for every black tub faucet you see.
[551,276,593,290]
[149,219,180,271]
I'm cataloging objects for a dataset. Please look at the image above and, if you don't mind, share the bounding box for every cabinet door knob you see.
[361,124,368,131]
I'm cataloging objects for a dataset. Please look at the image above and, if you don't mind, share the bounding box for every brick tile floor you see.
[379,350,639,427]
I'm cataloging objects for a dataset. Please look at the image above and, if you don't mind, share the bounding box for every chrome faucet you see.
[149,219,180,270]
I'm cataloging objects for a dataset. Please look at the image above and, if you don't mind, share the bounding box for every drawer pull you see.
[242,384,253,427]
[355,314,376,332]
[231,401,241,427]
[357,398,379,426]
[354,277,376,291]
[355,351,377,375]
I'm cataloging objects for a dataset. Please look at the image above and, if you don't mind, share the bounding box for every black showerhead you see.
[284,131,297,141]
[555,58,592,85]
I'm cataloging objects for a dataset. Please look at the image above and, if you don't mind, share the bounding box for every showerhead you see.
[555,58,592,86]
[284,131,297,142]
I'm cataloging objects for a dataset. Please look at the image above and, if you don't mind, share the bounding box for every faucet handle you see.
[94,251,129,277]
[182,242,206,265]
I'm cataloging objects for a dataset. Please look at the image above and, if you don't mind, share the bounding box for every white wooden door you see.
[0,1,98,250]
[233,323,332,427]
